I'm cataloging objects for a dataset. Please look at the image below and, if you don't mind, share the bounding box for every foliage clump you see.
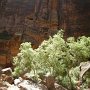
[13,30,90,90]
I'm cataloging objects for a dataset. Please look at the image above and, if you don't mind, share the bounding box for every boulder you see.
[18,80,48,90]
[1,68,12,76]
[14,77,23,85]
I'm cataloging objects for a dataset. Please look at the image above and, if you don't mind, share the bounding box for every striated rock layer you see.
[0,0,90,43]
[0,0,90,66]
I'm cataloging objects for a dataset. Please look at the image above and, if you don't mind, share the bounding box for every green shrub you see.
[13,30,90,89]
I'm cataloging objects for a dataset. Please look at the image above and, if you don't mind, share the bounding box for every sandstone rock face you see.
[0,0,90,44]
[0,0,90,66]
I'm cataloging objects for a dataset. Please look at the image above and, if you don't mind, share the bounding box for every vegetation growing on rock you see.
[13,30,90,90]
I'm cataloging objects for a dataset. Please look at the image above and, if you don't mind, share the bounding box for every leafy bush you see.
[13,30,90,89]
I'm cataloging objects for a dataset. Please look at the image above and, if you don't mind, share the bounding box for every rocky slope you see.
[0,67,67,90]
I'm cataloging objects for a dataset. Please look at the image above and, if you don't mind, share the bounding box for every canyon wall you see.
[0,0,90,66]
[0,0,90,42]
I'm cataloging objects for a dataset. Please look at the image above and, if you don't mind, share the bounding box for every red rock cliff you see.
[0,0,90,47]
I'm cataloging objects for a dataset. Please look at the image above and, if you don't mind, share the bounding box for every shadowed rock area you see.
[0,0,90,43]
[0,0,90,67]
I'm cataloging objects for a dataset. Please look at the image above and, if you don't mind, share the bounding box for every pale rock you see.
[2,68,12,76]
[14,77,23,85]
[39,84,48,90]
[18,80,47,90]
[55,83,67,90]
[0,87,7,90]
[7,85,20,90]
